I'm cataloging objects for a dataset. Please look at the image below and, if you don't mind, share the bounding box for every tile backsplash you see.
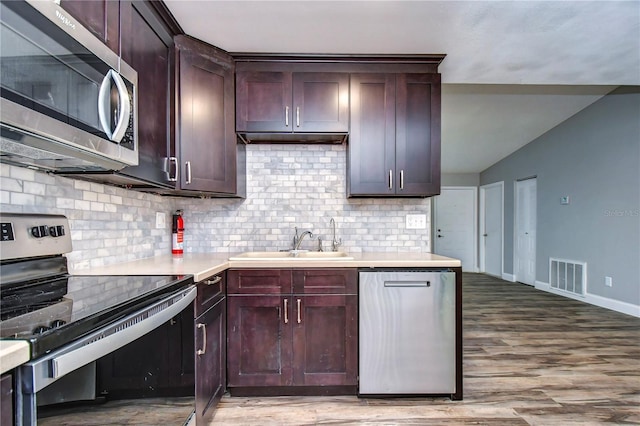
[1,144,431,271]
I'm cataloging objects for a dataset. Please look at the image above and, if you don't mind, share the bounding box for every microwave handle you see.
[97,69,131,143]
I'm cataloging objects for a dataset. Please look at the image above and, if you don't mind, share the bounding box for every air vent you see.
[549,258,586,296]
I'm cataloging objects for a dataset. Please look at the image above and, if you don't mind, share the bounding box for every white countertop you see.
[80,252,461,282]
[0,340,30,374]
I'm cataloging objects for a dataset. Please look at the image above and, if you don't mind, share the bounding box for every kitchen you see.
[1,0,639,425]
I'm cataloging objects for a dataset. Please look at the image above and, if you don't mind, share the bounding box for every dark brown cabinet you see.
[349,73,441,197]
[60,0,120,53]
[236,69,349,138]
[1,373,13,426]
[226,268,357,394]
[174,35,239,195]
[116,0,177,188]
[194,273,226,424]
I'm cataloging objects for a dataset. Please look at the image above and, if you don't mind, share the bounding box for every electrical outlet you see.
[155,212,166,229]
[406,214,427,230]
[605,276,612,287]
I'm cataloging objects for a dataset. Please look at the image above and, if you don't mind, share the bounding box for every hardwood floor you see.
[210,273,640,425]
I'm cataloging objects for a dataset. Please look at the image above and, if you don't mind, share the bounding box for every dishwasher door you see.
[359,270,456,395]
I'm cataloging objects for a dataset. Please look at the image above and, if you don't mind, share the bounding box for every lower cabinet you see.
[1,373,13,426]
[194,296,226,424]
[226,268,357,394]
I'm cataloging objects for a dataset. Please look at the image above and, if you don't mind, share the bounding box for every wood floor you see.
[211,273,640,425]
[36,273,638,424]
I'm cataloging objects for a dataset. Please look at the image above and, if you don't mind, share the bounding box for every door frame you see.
[479,181,504,277]
[433,186,478,272]
[514,177,537,285]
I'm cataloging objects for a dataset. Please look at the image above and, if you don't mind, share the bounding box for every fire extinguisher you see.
[172,210,184,256]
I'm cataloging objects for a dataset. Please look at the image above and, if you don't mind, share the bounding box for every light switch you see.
[406,214,427,230]
[156,212,166,229]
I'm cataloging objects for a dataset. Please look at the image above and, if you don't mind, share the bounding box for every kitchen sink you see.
[229,251,354,261]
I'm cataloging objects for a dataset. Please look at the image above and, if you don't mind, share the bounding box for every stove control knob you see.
[31,225,49,238]
[33,325,51,335]
[50,319,66,328]
[48,225,65,237]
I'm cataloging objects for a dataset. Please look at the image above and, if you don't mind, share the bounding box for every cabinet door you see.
[292,295,358,386]
[227,295,293,387]
[0,373,12,426]
[395,73,441,196]
[227,269,293,294]
[348,74,396,196]
[60,0,119,53]
[236,71,292,132]
[292,73,349,133]
[195,298,226,425]
[119,1,174,187]
[178,38,237,193]
[292,268,357,294]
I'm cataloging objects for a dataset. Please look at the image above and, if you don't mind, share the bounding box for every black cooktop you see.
[0,274,194,357]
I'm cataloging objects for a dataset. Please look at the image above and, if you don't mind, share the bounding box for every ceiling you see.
[164,0,639,174]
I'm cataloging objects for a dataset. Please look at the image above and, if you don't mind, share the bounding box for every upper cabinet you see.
[118,0,178,188]
[349,72,441,197]
[235,61,349,143]
[174,35,243,196]
[59,0,120,53]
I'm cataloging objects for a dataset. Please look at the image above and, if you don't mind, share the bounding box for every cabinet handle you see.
[296,107,300,127]
[185,161,192,185]
[285,106,289,127]
[283,299,288,324]
[196,323,206,355]
[400,170,404,190]
[296,298,301,324]
[165,157,178,182]
[204,276,222,285]
[389,170,393,190]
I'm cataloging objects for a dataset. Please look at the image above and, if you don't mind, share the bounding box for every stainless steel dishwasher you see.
[359,269,456,395]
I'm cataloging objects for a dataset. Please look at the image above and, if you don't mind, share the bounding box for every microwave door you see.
[0,0,138,171]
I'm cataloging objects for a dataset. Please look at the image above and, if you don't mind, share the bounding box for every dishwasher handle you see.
[384,280,431,287]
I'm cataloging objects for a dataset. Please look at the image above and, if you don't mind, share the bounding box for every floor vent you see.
[549,258,587,296]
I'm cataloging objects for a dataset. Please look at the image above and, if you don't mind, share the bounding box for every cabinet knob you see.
[297,298,302,324]
[285,106,290,127]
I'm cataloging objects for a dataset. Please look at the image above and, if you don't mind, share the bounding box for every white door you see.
[515,178,537,285]
[434,187,477,272]
[480,182,503,277]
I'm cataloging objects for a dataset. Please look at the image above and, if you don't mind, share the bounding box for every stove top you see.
[0,274,194,357]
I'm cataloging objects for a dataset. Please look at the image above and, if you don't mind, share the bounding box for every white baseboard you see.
[502,273,515,282]
[535,281,640,318]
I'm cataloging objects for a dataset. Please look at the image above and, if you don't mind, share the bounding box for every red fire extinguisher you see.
[172,210,184,256]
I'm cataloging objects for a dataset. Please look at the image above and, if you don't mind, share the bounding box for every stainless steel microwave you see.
[0,0,138,172]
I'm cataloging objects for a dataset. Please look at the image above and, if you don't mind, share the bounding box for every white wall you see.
[480,87,640,315]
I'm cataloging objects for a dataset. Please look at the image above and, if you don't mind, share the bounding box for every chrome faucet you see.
[330,218,342,252]
[293,227,313,251]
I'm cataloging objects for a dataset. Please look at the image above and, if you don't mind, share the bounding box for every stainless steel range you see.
[0,213,195,425]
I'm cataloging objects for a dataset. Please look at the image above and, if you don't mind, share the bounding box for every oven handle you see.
[49,286,196,382]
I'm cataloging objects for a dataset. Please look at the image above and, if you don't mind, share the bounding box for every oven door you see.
[0,0,137,172]
[16,285,196,426]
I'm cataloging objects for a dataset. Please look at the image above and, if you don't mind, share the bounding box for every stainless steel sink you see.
[229,251,354,261]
